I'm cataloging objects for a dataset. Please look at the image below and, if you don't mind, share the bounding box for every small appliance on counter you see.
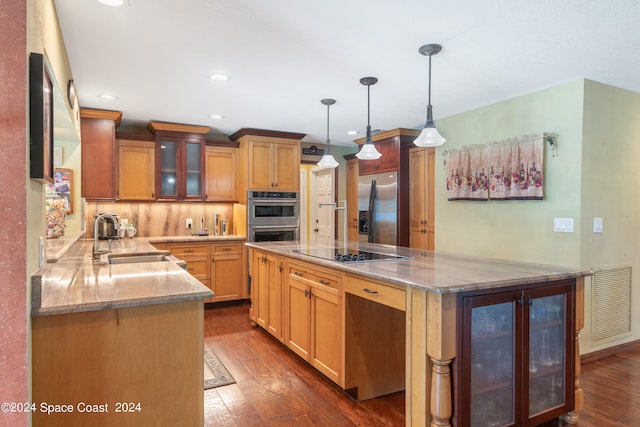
[95,212,120,240]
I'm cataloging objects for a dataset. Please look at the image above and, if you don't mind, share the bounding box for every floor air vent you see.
[591,266,632,344]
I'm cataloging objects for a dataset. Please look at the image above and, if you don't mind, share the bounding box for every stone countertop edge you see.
[32,237,222,317]
[245,241,593,294]
[30,290,214,317]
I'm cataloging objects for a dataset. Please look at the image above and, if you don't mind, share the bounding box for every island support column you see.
[406,288,428,426]
[426,292,457,427]
[562,277,585,424]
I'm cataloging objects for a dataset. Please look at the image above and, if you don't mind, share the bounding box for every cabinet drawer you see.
[344,275,406,312]
[212,243,242,255]
[288,264,342,291]
[168,245,209,257]
[185,260,208,278]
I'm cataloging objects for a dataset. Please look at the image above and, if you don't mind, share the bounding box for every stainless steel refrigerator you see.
[357,171,398,245]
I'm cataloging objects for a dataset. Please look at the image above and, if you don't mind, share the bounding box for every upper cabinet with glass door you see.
[149,121,210,200]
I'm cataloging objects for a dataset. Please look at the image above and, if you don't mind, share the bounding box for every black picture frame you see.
[29,52,54,183]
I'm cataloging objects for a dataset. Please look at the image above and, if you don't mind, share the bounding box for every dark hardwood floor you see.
[204,302,640,426]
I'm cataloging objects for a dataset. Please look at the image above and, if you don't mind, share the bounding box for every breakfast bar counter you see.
[31,237,214,426]
[246,240,591,427]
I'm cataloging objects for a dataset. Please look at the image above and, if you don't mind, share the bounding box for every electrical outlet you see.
[186,218,193,229]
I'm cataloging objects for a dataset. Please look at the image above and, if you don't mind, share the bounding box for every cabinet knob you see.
[363,288,378,295]
[319,279,330,285]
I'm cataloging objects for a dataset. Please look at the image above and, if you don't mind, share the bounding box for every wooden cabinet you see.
[161,241,245,304]
[149,121,210,200]
[251,249,284,342]
[32,301,205,426]
[230,129,305,195]
[247,138,299,191]
[80,109,122,201]
[205,145,238,202]
[165,243,212,302]
[117,139,155,200]
[345,156,359,242]
[210,242,244,302]
[409,147,435,250]
[357,137,399,175]
[284,261,343,385]
[457,281,576,426]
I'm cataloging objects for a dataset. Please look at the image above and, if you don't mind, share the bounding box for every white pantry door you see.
[311,168,335,242]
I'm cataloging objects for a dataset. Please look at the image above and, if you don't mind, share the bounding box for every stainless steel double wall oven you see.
[247,191,299,242]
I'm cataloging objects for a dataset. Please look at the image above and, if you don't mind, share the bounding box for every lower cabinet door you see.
[286,278,311,359]
[310,286,342,384]
[211,252,242,302]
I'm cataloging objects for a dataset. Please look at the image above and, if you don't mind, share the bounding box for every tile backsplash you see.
[85,202,238,238]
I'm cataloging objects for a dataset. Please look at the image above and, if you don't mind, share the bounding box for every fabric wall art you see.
[445,134,544,201]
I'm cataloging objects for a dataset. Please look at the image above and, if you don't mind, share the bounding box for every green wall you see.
[435,80,585,267]
[434,79,640,353]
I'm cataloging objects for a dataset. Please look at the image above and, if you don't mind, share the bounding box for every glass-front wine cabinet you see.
[458,281,575,427]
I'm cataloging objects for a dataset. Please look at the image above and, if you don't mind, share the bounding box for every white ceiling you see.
[53,0,640,147]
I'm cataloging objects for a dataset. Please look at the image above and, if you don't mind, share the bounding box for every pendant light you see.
[355,77,382,160]
[414,44,446,147]
[317,98,339,168]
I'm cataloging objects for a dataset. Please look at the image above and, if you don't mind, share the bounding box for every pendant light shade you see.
[414,44,446,147]
[356,77,382,160]
[317,98,339,169]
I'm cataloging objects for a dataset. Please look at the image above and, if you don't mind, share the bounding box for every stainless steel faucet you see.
[318,200,348,250]
[93,213,119,262]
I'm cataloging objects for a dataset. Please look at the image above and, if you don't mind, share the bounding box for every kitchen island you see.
[246,240,591,427]
[31,238,213,426]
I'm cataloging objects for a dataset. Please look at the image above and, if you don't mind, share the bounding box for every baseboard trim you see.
[581,339,640,365]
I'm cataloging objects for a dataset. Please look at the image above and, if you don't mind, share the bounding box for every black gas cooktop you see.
[292,248,411,263]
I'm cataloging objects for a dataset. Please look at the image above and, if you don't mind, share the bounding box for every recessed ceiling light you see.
[347,130,359,136]
[97,0,130,6]
[209,74,228,81]
[98,94,118,100]
[209,114,224,120]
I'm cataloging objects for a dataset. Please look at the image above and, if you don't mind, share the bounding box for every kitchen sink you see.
[107,254,170,264]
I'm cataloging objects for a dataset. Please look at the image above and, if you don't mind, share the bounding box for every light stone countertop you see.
[246,240,592,294]
[45,233,245,263]
[32,237,221,317]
